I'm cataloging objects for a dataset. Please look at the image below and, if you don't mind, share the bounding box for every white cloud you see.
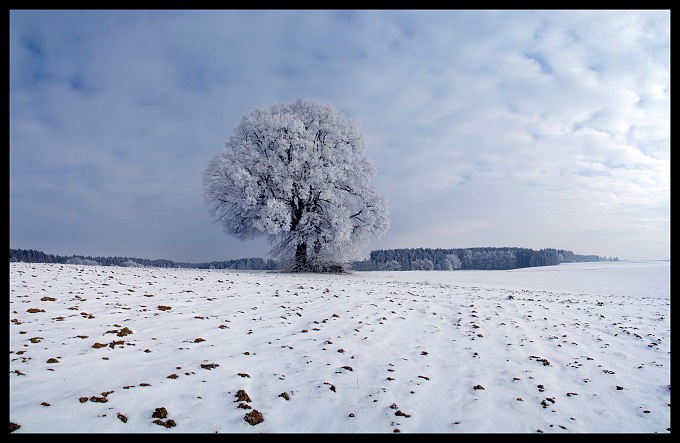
[10,10,669,261]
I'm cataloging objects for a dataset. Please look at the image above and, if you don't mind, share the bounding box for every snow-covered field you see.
[9,260,670,433]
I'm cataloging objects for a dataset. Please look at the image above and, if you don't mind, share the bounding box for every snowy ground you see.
[9,261,670,433]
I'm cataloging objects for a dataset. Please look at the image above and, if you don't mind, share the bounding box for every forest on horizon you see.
[9,247,617,271]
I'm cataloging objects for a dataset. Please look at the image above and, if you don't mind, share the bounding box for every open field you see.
[9,261,670,433]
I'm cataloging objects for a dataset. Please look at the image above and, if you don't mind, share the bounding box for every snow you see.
[9,260,670,433]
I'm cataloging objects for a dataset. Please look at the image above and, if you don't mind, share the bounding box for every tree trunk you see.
[294,242,307,271]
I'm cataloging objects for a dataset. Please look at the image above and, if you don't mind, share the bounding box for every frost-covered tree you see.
[65,257,100,266]
[444,253,460,270]
[121,259,143,268]
[378,259,402,271]
[203,99,390,272]
[411,258,434,271]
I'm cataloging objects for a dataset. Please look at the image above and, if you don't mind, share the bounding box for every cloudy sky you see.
[9,10,670,263]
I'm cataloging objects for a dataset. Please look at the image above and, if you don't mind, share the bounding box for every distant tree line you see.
[197,258,279,271]
[350,247,618,271]
[9,247,616,272]
[9,249,278,271]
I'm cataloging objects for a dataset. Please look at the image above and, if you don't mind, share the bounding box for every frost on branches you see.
[203,99,390,272]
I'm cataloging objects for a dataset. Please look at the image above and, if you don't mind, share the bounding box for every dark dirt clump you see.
[153,419,176,428]
[152,407,168,419]
[201,363,219,370]
[244,410,264,426]
[235,390,251,402]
